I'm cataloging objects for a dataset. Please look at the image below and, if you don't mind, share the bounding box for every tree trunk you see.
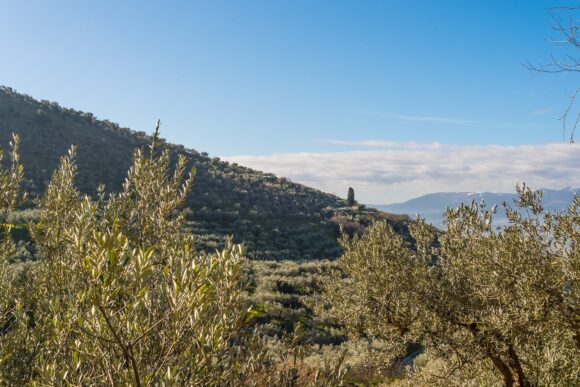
[466,323,530,387]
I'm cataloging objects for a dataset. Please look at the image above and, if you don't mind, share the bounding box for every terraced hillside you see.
[0,86,409,259]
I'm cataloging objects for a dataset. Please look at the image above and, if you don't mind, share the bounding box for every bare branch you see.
[527,6,580,143]
[559,88,580,142]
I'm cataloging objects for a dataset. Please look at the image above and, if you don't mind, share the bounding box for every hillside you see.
[0,86,409,259]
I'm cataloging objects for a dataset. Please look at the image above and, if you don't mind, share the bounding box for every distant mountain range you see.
[372,187,579,228]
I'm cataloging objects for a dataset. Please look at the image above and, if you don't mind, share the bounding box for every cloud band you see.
[224,142,580,203]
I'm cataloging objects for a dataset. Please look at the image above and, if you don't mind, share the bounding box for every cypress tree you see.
[347,187,355,206]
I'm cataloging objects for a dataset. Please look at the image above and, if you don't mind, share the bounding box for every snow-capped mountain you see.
[373,187,579,228]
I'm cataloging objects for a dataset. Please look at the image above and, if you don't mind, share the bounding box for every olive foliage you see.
[321,185,579,386]
[0,132,263,385]
[0,134,27,340]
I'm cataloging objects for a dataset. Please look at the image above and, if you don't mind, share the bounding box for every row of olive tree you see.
[318,184,579,385]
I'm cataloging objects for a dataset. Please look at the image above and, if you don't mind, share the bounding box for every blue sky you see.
[1,0,579,202]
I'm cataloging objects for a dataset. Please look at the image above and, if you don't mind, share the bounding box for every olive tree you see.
[0,135,26,309]
[320,184,579,386]
[0,134,33,382]
[0,129,264,385]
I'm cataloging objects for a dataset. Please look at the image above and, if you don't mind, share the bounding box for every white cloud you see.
[223,142,580,204]
[357,110,479,124]
[531,107,554,116]
[320,139,444,149]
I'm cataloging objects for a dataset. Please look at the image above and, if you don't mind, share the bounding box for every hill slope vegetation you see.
[0,86,408,259]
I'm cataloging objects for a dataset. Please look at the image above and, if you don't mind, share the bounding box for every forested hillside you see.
[0,86,408,259]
